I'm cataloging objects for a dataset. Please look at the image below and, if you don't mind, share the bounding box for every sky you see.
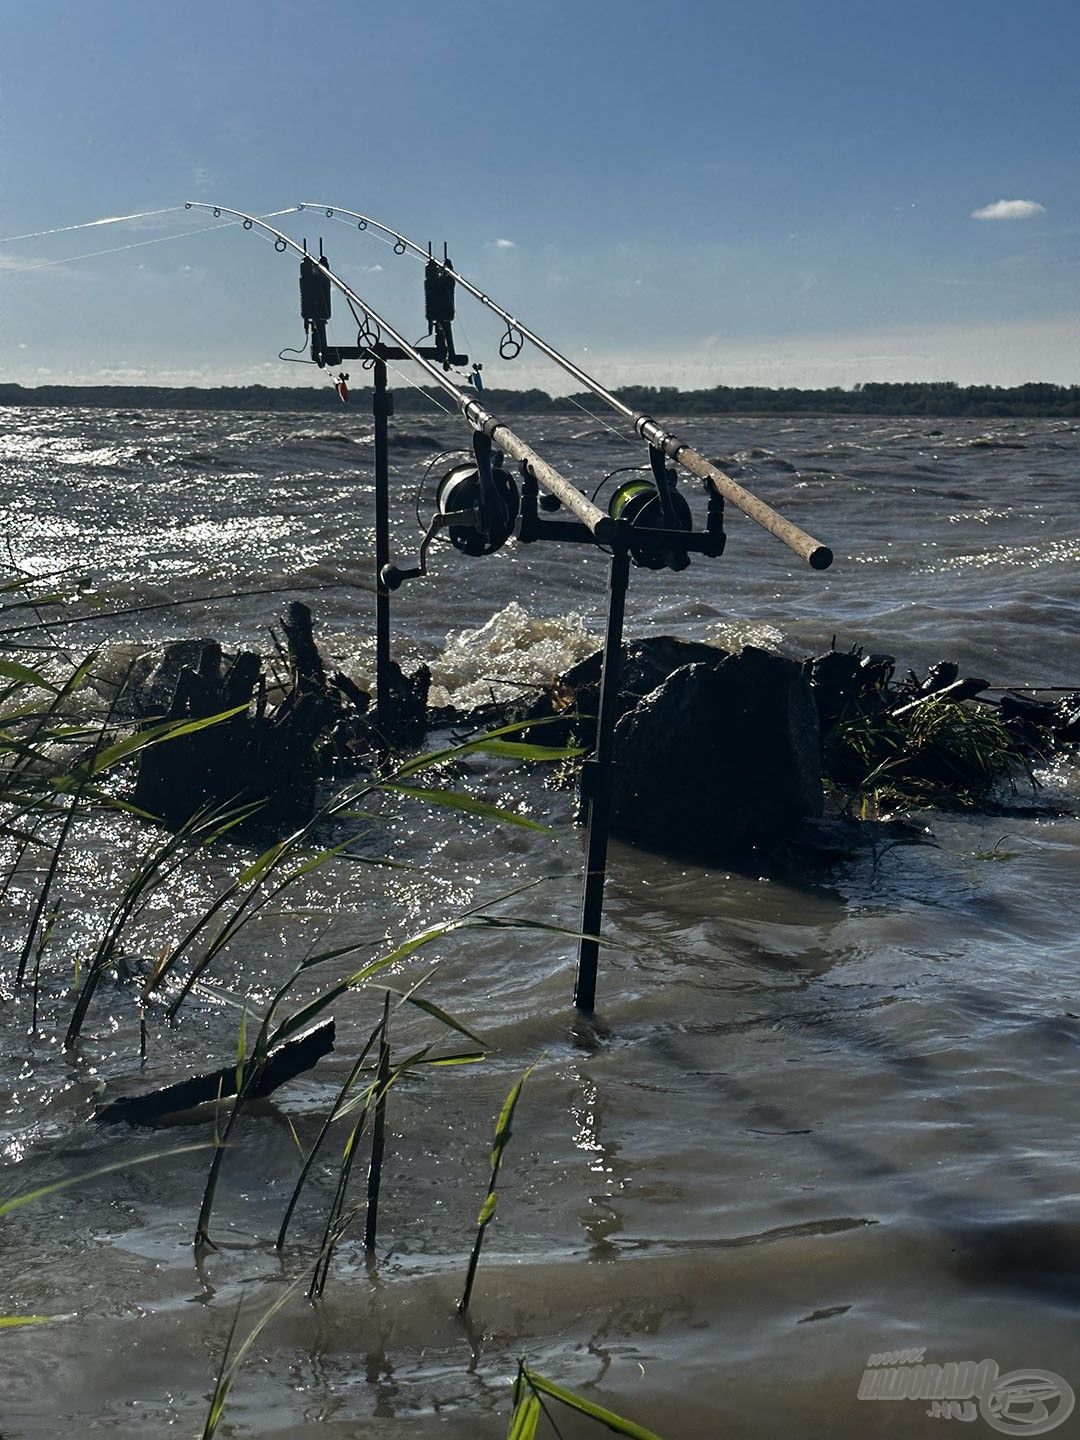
[1,0,1077,392]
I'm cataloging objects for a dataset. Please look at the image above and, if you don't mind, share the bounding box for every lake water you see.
[1,404,1078,1437]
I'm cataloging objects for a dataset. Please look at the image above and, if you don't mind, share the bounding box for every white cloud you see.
[493,238,516,249]
[971,198,1046,221]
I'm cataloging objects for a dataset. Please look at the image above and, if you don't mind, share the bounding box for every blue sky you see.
[1,0,1076,390]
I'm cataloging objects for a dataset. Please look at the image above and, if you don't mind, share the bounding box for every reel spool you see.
[608,474,692,570]
[381,439,520,590]
[436,459,520,556]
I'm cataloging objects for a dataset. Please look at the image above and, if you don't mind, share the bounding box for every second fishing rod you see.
[301,200,832,572]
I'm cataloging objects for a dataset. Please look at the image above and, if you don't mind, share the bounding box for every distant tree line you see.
[1,380,1077,417]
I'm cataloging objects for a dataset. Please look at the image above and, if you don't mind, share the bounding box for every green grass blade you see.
[412,1051,485,1067]
[459,1062,535,1315]
[235,1005,249,1094]
[492,1063,535,1169]
[0,1144,211,1217]
[523,1368,665,1439]
[472,738,583,761]
[394,992,488,1047]
[0,660,59,693]
[390,712,578,779]
[68,703,248,780]
[506,1392,542,1440]
[237,840,288,887]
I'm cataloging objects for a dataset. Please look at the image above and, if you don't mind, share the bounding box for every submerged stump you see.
[133,602,371,833]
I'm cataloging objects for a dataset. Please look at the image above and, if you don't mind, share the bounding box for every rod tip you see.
[809,545,833,571]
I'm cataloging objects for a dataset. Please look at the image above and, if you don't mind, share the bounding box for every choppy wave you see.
[2,404,1080,1440]
[962,435,1029,450]
[281,429,367,446]
[165,449,250,470]
[427,600,599,709]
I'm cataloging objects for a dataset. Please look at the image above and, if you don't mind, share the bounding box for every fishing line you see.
[3,221,236,273]
[0,206,187,245]
[560,389,640,452]
[0,581,370,638]
[381,355,459,418]
[4,207,303,275]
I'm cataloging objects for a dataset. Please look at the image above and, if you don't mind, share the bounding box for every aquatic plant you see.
[459,1062,535,1316]
[2,567,649,1436]
[824,697,1029,811]
[507,1361,665,1439]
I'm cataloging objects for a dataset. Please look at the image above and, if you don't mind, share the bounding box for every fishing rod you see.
[300,201,832,571]
[184,201,612,542]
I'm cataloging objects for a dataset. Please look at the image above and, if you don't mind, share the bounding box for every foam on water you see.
[427,600,599,709]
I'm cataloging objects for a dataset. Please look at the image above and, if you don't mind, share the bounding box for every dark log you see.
[282,600,327,691]
[331,670,370,717]
[95,1019,335,1126]
[377,659,431,746]
[890,676,990,718]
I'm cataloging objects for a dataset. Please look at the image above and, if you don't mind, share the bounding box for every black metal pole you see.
[574,528,631,1012]
[372,358,393,733]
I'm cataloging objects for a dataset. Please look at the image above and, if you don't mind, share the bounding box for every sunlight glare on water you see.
[0,405,1077,1438]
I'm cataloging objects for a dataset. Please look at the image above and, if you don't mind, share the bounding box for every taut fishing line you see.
[0,581,374,639]
[2,208,303,276]
[4,222,237,273]
[0,206,187,245]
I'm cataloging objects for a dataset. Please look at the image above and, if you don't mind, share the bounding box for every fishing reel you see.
[381,432,520,590]
[607,459,694,571]
[434,455,520,557]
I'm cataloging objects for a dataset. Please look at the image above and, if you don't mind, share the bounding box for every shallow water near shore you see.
[1,406,1078,1437]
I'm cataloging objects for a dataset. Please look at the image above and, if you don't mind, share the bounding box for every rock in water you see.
[523,635,729,749]
[610,646,823,858]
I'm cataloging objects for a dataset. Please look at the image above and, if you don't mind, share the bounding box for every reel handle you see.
[380,562,422,591]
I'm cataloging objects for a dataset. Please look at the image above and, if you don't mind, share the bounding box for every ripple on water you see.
[1,408,1077,1438]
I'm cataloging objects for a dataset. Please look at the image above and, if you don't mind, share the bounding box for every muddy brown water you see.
[1,407,1078,1436]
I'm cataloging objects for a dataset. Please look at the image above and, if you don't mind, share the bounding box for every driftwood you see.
[129,602,1077,855]
[95,1019,335,1126]
[805,644,1077,806]
[133,602,373,832]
